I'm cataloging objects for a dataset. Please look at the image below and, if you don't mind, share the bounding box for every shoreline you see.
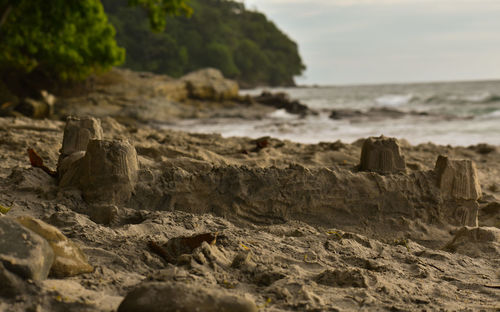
[0,68,499,311]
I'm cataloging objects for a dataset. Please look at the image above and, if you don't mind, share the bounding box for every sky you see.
[243,0,500,85]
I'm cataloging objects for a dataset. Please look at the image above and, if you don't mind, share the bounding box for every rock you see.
[149,232,218,264]
[0,262,28,298]
[253,91,311,116]
[468,143,496,155]
[16,216,93,278]
[14,98,51,119]
[118,281,258,312]
[0,217,54,280]
[182,68,239,101]
[359,136,406,173]
[329,109,363,120]
[434,155,482,200]
[444,226,500,258]
[79,139,138,204]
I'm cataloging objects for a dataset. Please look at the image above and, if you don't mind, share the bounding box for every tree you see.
[103,0,306,87]
[0,0,191,83]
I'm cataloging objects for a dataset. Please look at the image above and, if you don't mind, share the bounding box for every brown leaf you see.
[27,148,57,178]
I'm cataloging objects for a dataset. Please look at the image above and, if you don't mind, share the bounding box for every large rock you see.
[359,136,406,173]
[434,155,481,200]
[182,68,239,101]
[118,281,257,312]
[0,217,54,280]
[80,139,138,204]
[16,216,93,278]
[0,262,28,298]
[253,91,312,116]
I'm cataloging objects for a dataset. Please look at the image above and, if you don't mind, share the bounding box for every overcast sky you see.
[243,0,500,85]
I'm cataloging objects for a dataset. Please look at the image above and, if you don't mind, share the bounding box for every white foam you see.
[374,94,414,107]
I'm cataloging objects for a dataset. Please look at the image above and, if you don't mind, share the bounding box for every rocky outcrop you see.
[0,217,54,280]
[360,136,406,173]
[253,91,312,116]
[16,216,93,278]
[118,281,257,312]
[182,68,239,101]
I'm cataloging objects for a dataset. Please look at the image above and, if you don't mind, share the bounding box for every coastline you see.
[0,68,499,311]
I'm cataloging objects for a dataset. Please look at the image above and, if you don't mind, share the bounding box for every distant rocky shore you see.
[0,67,315,125]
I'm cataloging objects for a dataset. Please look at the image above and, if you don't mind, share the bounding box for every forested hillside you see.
[101,0,305,87]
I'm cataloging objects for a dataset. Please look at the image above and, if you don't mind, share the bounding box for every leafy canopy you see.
[0,0,190,81]
[103,0,305,87]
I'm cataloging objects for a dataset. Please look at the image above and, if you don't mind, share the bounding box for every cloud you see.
[242,0,500,84]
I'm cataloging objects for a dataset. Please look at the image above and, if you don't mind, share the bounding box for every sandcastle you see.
[57,116,138,205]
[56,118,481,236]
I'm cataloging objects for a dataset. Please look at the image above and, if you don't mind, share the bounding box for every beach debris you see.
[0,217,54,280]
[251,136,270,152]
[118,281,258,312]
[359,136,406,173]
[435,155,482,200]
[0,204,11,214]
[16,216,93,278]
[27,148,57,177]
[149,232,218,264]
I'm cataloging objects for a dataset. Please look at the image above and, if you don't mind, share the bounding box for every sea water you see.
[162,80,500,146]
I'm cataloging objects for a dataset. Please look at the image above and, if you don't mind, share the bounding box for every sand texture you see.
[0,114,499,311]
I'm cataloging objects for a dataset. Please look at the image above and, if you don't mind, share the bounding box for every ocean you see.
[162,80,500,146]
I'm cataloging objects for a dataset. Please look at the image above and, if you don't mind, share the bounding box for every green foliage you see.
[0,0,125,81]
[127,0,192,31]
[102,0,306,87]
[0,0,191,83]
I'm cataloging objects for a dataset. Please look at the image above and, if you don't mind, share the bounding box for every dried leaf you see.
[27,148,58,177]
[28,148,44,168]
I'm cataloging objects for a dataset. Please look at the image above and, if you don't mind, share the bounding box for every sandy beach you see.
[0,69,499,311]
